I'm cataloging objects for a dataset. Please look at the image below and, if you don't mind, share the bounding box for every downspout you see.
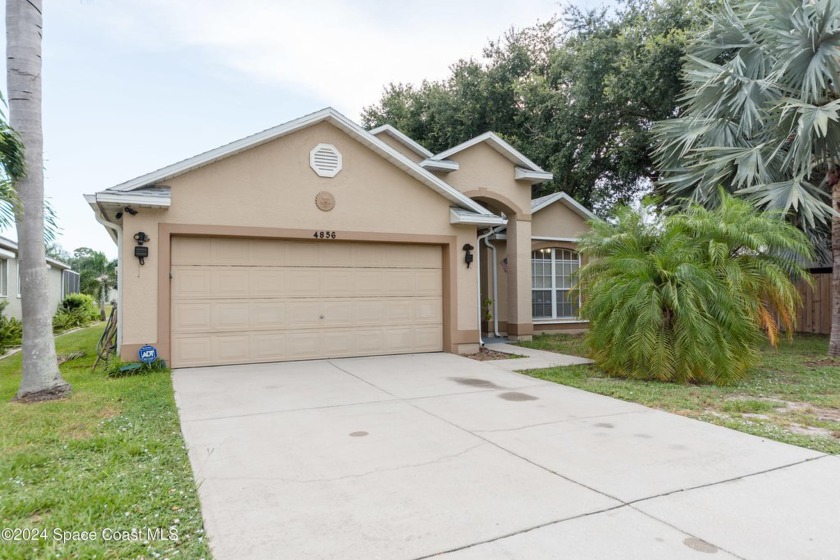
[477,229,492,347]
[94,203,123,352]
[483,225,506,338]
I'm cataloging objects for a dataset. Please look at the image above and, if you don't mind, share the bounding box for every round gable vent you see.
[309,143,342,178]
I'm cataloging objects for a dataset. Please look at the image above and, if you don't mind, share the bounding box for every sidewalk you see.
[484,339,592,371]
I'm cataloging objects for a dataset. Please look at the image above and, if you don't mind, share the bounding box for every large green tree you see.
[653,0,840,354]
[362,0,711,211]
[576,192,811,384]
[7,0,69,401]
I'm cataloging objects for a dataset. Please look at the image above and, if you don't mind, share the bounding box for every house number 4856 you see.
[313,231,336,239]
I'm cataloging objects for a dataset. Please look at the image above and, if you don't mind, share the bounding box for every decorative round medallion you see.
[315,191,336,212]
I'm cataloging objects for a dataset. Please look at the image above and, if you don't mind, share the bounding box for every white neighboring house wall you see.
[0,236,79,321]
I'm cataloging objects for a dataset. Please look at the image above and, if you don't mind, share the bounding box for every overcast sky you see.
[1,0,613,259]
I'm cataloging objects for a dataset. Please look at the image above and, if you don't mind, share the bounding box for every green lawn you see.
[518,333,840,454]
[0,326,211,559]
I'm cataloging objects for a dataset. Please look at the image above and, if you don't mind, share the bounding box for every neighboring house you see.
[0,236,80,320]
[85,108,593,368]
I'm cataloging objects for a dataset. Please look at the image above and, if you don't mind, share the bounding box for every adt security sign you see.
[138,345,158,364]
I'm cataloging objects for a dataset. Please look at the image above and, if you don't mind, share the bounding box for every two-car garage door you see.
[170,237,443,367]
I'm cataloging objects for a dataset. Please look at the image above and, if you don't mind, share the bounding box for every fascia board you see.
[431,132,546,173]
[421,159,459,172]
[368,124,434,159]
[102,107,493,217]
[450,208,507,226]
[515,167,553,183]
[95,192,171,208]
[531,192,598,221]
[107,108,337,192]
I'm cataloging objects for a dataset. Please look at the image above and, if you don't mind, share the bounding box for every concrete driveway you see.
[173,353,840,560]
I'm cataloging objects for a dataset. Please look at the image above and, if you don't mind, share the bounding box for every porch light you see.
[463,244,475,268]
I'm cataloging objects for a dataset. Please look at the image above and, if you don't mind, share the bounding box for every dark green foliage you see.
[53,294,99,333]
[362,0,712,212]
[67,248,117,306]
[576,192,812,385]
[105,359,167,378]
[0,301,22,353]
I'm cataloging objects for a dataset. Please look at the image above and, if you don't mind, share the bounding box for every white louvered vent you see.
[309,143,342,178]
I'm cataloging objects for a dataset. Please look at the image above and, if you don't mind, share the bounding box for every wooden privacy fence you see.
[795,273,832,335]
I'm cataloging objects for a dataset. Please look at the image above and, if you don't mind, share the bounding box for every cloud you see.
[79,0,558,116]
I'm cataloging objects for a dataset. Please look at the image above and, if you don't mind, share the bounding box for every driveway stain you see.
[593,422,614,428]
[498,392,538,401]
[349,431,369,437]
[450,377,501,389]
[683,537,719,553]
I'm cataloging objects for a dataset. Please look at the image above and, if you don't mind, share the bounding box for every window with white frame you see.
[531,248,580,319]
[0,258,7,297]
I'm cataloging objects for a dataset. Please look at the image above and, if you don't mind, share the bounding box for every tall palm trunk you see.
[830,179,840,356]
[7,0,68,400]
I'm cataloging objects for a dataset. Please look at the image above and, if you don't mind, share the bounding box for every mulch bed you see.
[466,347,519,361]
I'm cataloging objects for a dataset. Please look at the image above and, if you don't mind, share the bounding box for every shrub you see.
[53,293,100,333]
[104,358,167,378]
[60,293,100,319]
[576,192,812,385]
[0,300,22,353]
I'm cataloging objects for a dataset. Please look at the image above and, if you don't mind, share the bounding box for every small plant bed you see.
[0,326,211,559]
[520,333,840,455]
[466,347,523,361]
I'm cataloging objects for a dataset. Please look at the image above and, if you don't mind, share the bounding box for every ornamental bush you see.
[53,293,100,333]
[0,301,22,353]
[576,193,812,385]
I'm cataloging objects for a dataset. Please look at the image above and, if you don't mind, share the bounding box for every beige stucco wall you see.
[481,213,589,334]
[372,132,425,163]
[442,143,533,218]
[532,202,590,239]
[119,121,480,356]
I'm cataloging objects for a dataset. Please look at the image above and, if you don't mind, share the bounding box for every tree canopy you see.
[362,0,712,213]
[68,247,117,319]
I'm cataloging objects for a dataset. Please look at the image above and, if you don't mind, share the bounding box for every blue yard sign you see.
[138,345,158,364]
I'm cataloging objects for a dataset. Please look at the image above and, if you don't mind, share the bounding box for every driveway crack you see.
[208,442,487,485]
[472,410,646,433]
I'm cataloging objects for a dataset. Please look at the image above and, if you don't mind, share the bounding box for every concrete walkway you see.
[485,340,592,370]
[174,353,840,560]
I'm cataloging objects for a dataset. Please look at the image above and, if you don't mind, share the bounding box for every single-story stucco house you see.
[86,108,593,368]
[0,236,80,320]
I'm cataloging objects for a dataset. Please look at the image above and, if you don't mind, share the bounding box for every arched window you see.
[532,248,580,319]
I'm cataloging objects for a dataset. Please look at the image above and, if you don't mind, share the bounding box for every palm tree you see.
[6,0,69,401]
[653,0,840,354]
[576,192,811,385]
[73,248,117,320]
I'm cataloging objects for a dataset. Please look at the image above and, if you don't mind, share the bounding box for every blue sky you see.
[2,0,613,259]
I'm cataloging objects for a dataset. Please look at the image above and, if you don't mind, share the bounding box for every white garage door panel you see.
[172,296,442,333]
[171,237,444,367]
[172,326,443,365]
[172,267,442,299]
[172,237,442,268]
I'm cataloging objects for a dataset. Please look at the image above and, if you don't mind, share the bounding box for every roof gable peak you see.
[98,107,495,217]
[431,132,547,174]
[368,124,433,159]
